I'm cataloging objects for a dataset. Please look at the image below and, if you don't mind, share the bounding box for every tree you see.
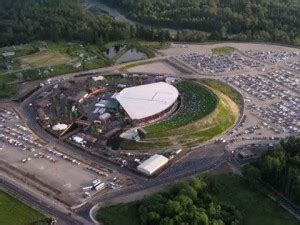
[244,165,262,188]
[165,200,183,216]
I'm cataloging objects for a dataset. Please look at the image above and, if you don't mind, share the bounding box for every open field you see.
[0,190,49,225]
[96,202,140,225]
[126,60,184,75]
[202,79,243,105]
[160,42,300,56]
[20,50,72,67]
[96,174,299,225]
[212,46,235,55]
[146,81,218,133]
[211,174,300,225]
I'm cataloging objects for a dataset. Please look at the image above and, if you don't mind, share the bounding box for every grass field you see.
[202,79,243,105]
[96,174,299,225]
[210,174,300,225]
[212,46,235,55]
[146,81,218,133]
[96,202,140,225]
[0,190,49,225]
[20,50,72,67]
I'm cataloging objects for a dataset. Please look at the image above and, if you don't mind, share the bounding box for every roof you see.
[137,154,169,175]
[114,82,179,120]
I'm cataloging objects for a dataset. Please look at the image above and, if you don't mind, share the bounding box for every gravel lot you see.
[127,61,183,75]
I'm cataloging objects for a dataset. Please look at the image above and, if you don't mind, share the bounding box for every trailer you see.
[82,186,93,191]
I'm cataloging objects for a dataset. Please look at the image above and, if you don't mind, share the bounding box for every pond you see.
[103,45,127,60]
[116,48,148,63]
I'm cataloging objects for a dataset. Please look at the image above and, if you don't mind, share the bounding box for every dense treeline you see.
[138,176,241,225]
[101,0,300,45]
[0,0,171,47]
[244,136,300,205]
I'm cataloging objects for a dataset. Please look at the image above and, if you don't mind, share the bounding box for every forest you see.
[137,177,241,225]
[101,0,300,45]
[244,136,300,205]
[0,0,299,47]
[0,0,170,47]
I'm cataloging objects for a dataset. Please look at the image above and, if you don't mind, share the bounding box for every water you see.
[103,45,127,60]
[84,0,179,34]
[116,48,148,63]
[84,0,134,24]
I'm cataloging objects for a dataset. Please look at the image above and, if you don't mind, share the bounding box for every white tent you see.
[137,154,169,175]
[114,82,179,120]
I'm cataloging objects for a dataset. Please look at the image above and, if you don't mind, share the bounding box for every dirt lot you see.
[160,43,300,57]
[127,60,184,75]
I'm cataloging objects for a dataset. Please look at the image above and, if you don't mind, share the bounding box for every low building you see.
[2,52,15,58]
[52,123,68,131]
[92,75,105,82]
[137,154,169,176]
[76,132,97,145]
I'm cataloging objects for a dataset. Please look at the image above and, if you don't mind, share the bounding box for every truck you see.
[82,186,93,191]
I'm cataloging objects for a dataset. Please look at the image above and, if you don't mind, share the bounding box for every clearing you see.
[20,50,72,67]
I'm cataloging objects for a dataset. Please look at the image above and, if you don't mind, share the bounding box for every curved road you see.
[1,65,232,225]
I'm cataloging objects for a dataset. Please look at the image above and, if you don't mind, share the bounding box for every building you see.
[2,52,15,58]
[114,82,179,124]
[137,154,169,176]
[92,75,105,82]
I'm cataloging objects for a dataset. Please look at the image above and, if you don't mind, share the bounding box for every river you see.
[82,0,182,34]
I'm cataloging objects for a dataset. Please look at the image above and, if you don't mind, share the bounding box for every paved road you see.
[0,58,248,225]
[0,67,231,225]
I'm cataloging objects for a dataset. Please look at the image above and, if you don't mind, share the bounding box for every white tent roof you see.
[137,154,169,175]
[114,82,179,120]
[52,123,68,131]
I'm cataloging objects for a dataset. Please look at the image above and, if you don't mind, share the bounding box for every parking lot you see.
[156,43,300,157]
[176,52,264,74]
[0,108,130,205]
[245,50,299,64]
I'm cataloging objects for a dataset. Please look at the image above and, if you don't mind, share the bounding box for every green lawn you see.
[145,81,218,134]
[210,174,300,225]
[202,79,243,105]
[96,174,300,225]
[211,46,235,55]
[0,190,49,225]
